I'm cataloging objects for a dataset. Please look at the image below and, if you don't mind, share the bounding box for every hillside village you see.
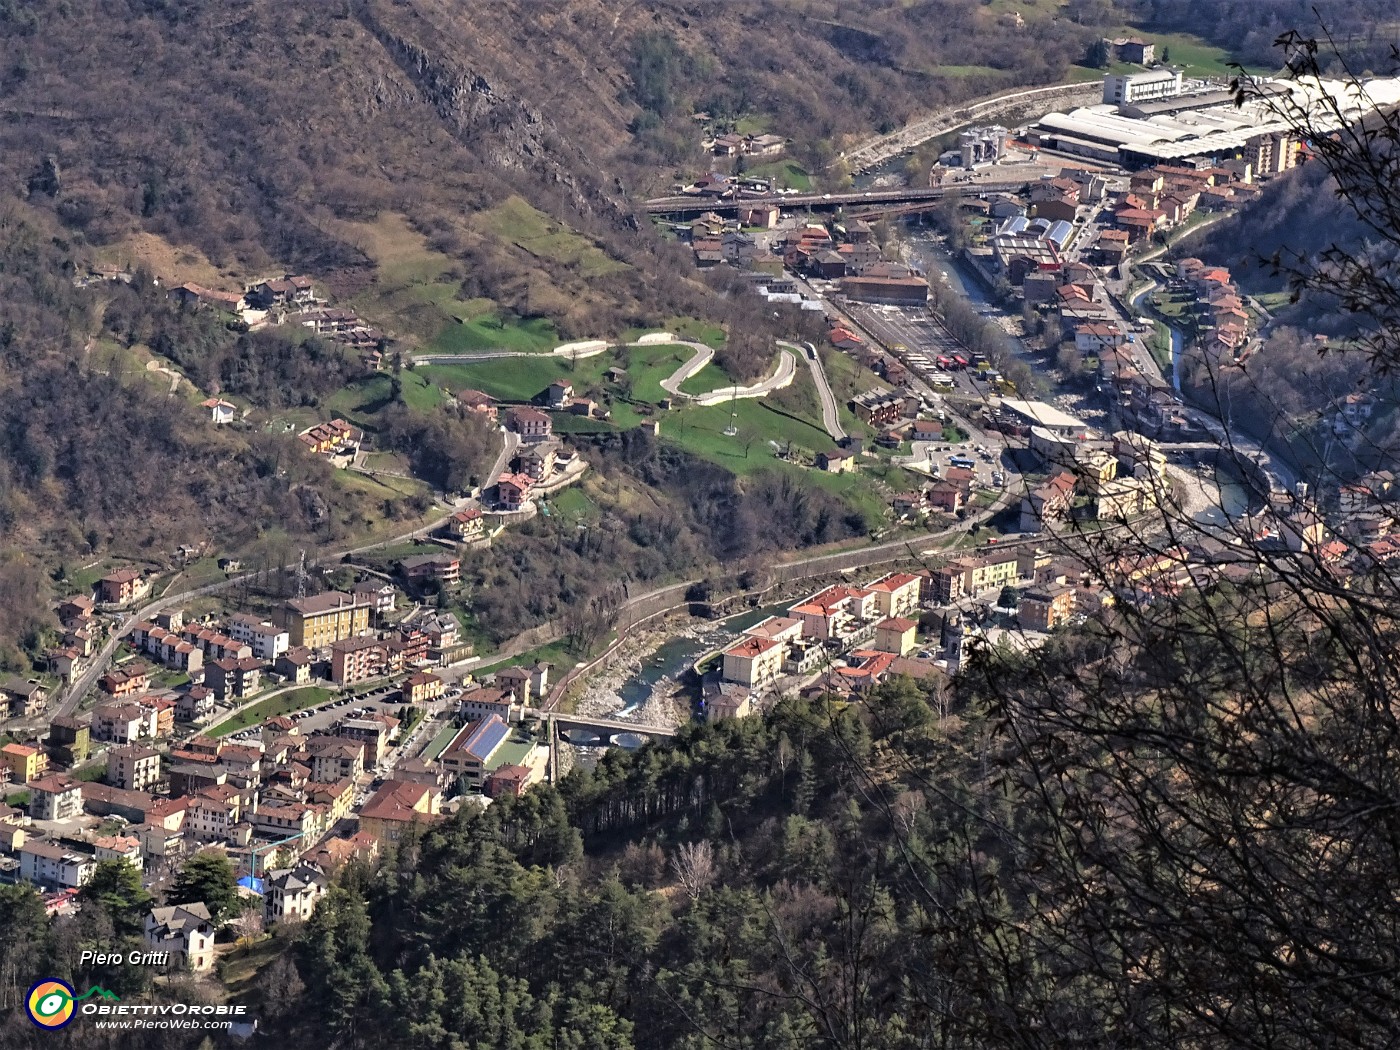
[2,38,1398,999]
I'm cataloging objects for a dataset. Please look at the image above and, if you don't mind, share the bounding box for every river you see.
[610,602,792,716]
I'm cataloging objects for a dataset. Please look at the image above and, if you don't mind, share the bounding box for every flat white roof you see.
[1000,399,1089,432]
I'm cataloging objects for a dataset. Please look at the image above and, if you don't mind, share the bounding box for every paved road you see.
[841,81,1101,171]
[657,341,715,397]
[487,429,520,484]
[686,348,798,406]
[782,340,846,442]
[644,181,1031,216]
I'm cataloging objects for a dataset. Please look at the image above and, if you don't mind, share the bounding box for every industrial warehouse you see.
[1027,71,1400,169]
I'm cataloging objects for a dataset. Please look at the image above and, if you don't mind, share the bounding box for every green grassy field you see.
[544,486,599,522]
[422,720,461,761]
[662,397,835,472]
[419,356,598,404]
[676,361,732,396]
[622,318,727,349]
[426,313,560,355]
[618,344,698,402]
[744,160,811,191]
[478,196,629,280]
[207,687,334,738]
[1071,27,1274,82]
[324,372,446,423]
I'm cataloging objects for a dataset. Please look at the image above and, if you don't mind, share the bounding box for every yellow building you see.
[281,592,372,648]
[402,672,445,704]
[357,780,441,848]
[873,617,917,656]
[1075,449,1118,497]
[966,554,1023,595]
[308,778,357,824]
[1,743,47,784]
[721,636,786,687]
[867,572,922,619]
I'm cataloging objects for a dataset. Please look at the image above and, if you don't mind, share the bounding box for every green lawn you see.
[420,343,720,413]
[676,361,732,397]
[622,317,727,349]
[545,486,599,521]
[207,687,334,738]
[474,640,578,678]
[1072,27,1276,81]
[422,720,460,761]
[324,372,445,424]
[419,355,598,404]
[1253,291,1292,310]
[621,344,703,403]
[427,313,560,355]
[661,398,834,472]
[744,160,811,191]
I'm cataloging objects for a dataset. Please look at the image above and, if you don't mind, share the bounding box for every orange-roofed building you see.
[873,617,917,656]
[720,636,785,687]
[866,572,922,618]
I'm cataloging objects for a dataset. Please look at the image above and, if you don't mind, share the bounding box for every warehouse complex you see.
[1028,73,1400,170]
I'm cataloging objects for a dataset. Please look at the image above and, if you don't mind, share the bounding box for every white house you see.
[263,863,328,924]
[145,903,216,972]
[226,614,290,661]
[199,398,237,425]
[20,841,95,889]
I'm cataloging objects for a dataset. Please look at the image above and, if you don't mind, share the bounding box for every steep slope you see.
[0,0,1110,662]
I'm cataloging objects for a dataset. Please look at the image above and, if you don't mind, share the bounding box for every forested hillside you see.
[9,555,1400,1050]
[0,0,1119,663]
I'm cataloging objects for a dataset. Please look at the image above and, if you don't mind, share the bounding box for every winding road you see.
[782,340,846,443]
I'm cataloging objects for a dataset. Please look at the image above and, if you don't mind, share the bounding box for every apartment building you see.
[107,744,162,792]
[280,591,372,648]
[226,614,290,660]
[330,636,388,686]
[721,636,786,687]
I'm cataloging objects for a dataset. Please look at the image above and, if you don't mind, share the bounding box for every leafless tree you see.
[671,840,717,901]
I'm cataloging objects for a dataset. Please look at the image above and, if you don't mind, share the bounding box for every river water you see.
[612,602,792,715]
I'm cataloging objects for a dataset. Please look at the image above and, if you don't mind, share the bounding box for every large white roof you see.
[999,399,1089,431]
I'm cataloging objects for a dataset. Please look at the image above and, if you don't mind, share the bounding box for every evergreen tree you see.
[170,850,240,924]
[78,860,152,939]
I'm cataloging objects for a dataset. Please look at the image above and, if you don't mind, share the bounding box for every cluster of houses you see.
[167,274,317,316]
[1108,164,1261,247]
[0,566,576,969]
[708,131,786,157]
[481,380,598,511]
[0,702,407,970]
[168,273,393,371]
[298,307,390,368]
[1169,257,1256,360]
[685,211,772,269]
[298,418,358,457]
[1018,428,1170,529]
[713,571,931,708]
[706,550,1148,713]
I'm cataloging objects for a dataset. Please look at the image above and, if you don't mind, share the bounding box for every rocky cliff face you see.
[356,0,635,226]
